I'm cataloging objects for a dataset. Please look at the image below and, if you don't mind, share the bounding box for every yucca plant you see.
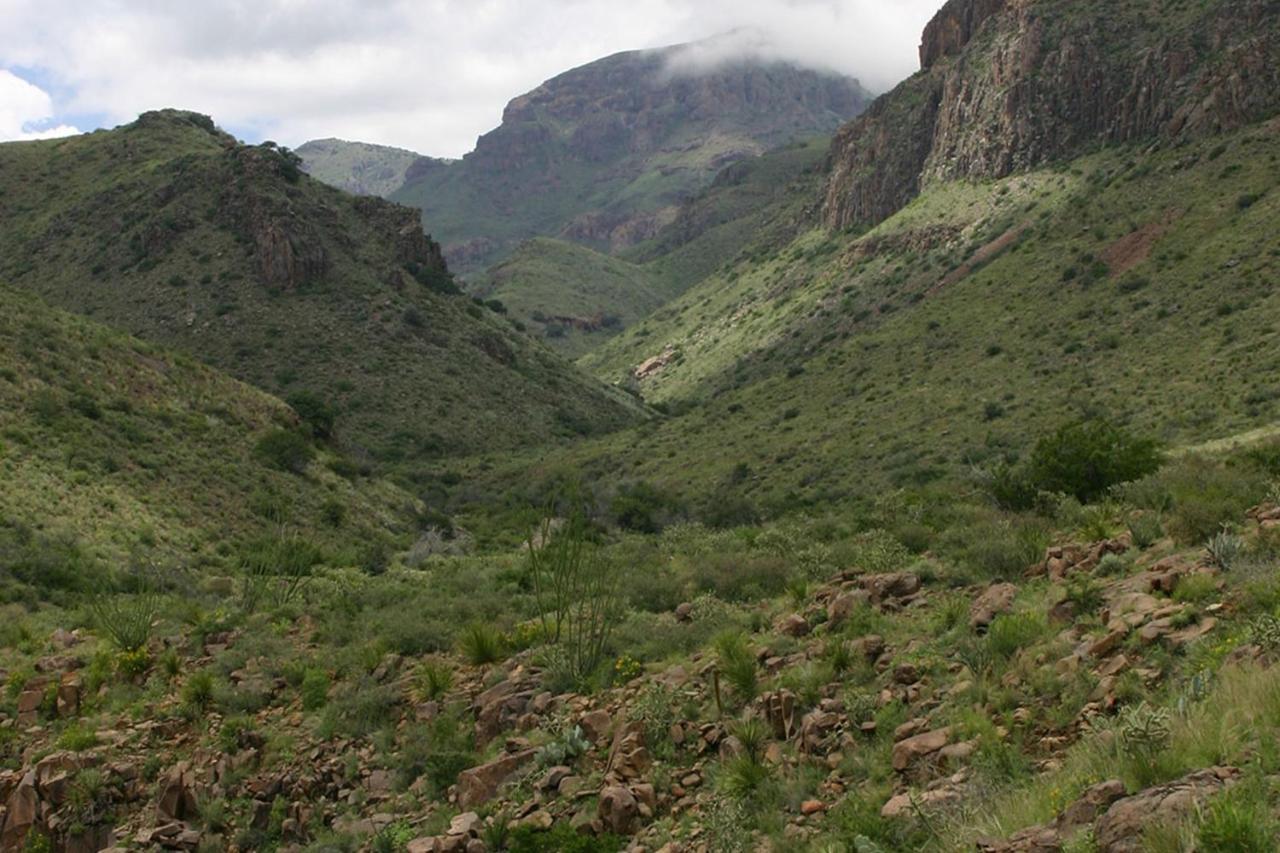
[457,622,505,666]
[412,658,454,701]
[1205,529,1244,571]
[714,631,759,703]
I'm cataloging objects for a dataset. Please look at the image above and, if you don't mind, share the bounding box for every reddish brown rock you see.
[598,785,639,835]
[1094,767,1239,852]
[455,750,536,809]
[891,727,952,772]
[970,582,1017,630]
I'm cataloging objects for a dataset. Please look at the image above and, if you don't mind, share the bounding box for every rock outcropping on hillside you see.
[824,0,1280,230]
[383,39,872,272]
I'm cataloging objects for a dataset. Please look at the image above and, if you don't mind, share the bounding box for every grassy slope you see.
[474,120,1280,512]
[0,284,414,565]
[0,112,643,481]
[295,138,427,197]
[474,138,831,358]
[474,238,668,358]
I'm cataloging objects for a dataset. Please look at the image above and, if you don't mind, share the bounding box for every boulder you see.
[758,690,799,740]
[778,613,811,637]
[455,749,536,809]
[1,770,39,850]
[156,761,199,822]
[1094,767,1239,852]
[891,727,951,772]
[970,583,1017,630]
[579,709,613,743]
[861,573,921,605]
[827,590,871,627]
[598,785,639,835]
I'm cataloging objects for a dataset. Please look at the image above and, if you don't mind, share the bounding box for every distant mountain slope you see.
[0,284,415,572]
[0,110,643,479]
[380,40,871,273]
[468,0,1280,512]
[474,239,668,359]
[483,136,832,356]
[296,137,435,197]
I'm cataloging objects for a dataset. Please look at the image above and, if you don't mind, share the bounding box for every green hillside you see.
[0,111,644,482]
[479,137,832,357]
[474,239,668,358]
[295,137,433,197]
[479,119,1280,514]
[0,284,417,593]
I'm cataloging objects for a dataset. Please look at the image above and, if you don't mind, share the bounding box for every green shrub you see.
[392,711,477,795]
[714,631,758,705]
[609,481,681,533]
[411,659,453,702]
[300,668,329,711]
[1173,573,1219,605]
[320,677,400,737]
[506,823,625,853]
[1127,512,1164,549]
[1027,419,1162,502]
[1197,783,1278,852]
[457,622,505,665]
[253,429,314,474]
[285,391,337,439]
[986,612,1050,660]
[55,724,99,752]
[181,670,216,716]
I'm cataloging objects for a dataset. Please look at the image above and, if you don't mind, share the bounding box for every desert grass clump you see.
[1196,777,1279,852]
[180,669,216,717]
[1127,512,1164,549]
[986,612,1050,661]
[714,631,759,706]
[411,659,454,702]
[457,622,506,666]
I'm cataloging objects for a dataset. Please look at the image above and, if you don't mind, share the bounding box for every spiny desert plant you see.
[88,589,159,654]
[1115,701,1172,760]
[526,494,621,683]
[1127,512,1164,549]
[1205,529,1244,571]
[535,725,590,767]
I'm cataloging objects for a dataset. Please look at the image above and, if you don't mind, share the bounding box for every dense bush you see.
[285,391,337,439]
[609,481,682,533]
[253,429,315,474]
[1027,418,1162,502]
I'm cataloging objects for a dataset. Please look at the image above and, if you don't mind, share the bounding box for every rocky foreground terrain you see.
[2,489,1278,851]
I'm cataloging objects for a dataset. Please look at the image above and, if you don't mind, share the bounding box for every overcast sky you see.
[0,0,943,157]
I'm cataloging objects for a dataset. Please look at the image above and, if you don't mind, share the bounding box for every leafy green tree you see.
[286,391,337,439]
[1028,418,1162,502]
[254,429,315,474]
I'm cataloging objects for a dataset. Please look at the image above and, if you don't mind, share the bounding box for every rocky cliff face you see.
[825,0,1280,230]
[387,40,872,273]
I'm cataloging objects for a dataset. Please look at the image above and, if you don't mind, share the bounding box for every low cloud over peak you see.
[0,1,943,157]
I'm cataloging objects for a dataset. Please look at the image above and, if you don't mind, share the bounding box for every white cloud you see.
[0,0,942,157]
[0,69,80,141]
